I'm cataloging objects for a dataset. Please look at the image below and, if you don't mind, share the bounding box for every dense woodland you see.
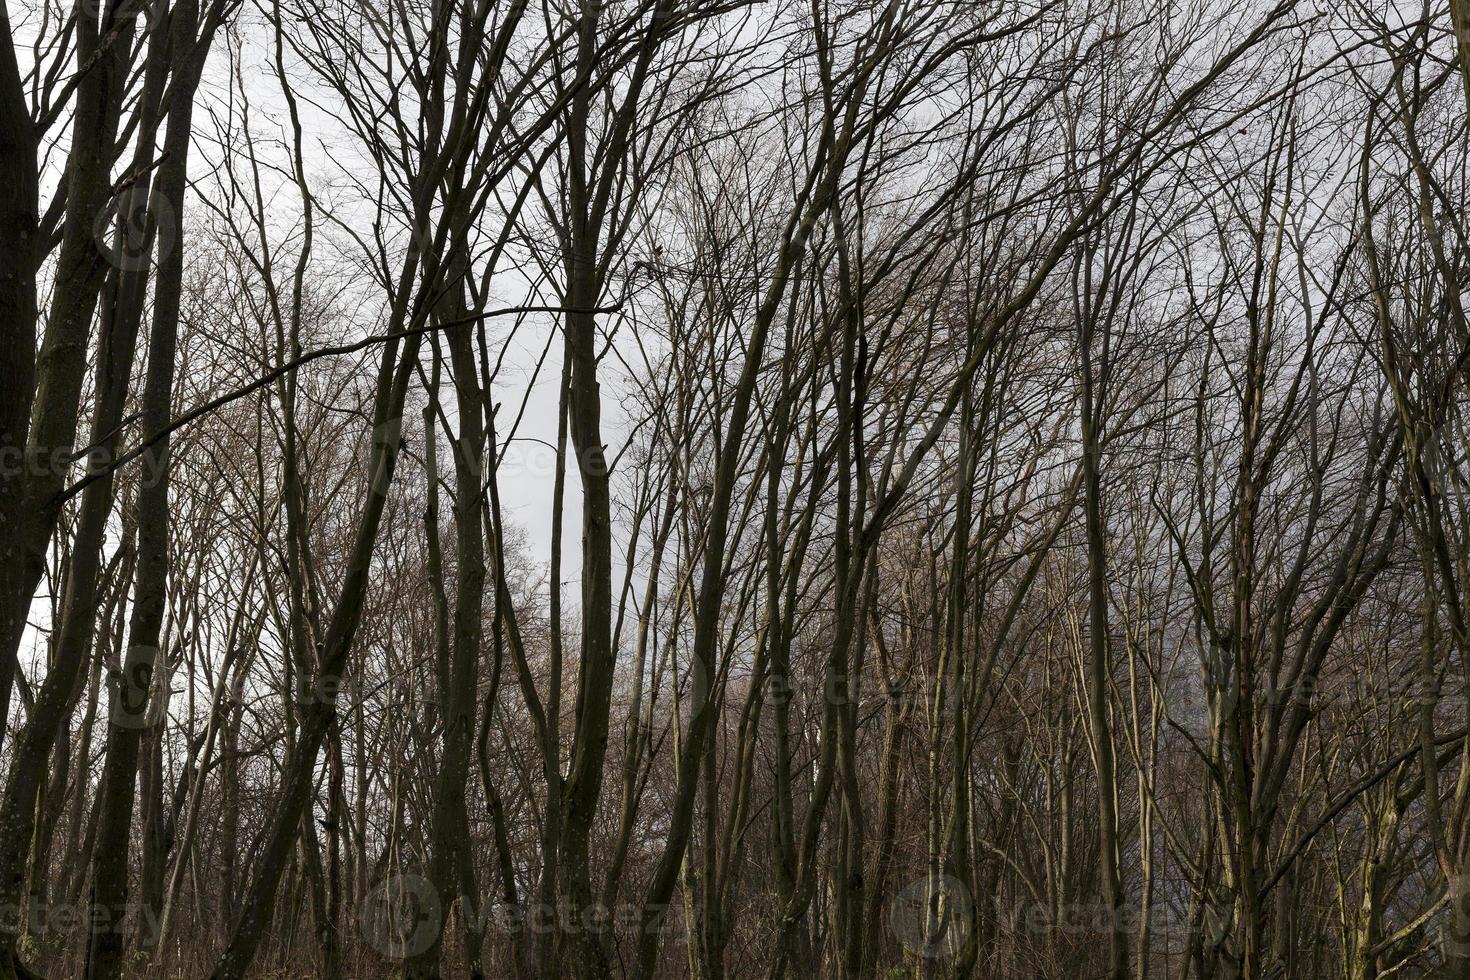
[2,0,1470,976]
